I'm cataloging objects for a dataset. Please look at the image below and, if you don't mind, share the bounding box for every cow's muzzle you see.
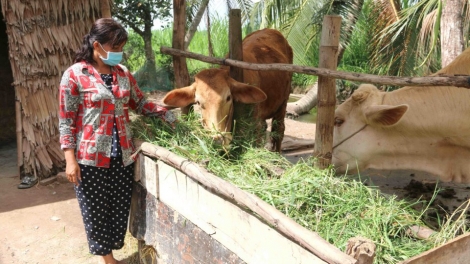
[212,132,233,147]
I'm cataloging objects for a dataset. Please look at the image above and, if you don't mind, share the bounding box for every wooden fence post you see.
[229,9,243,82]
[100,0,111,18]
[172,0,191,114]
[228,9,253,145]
[313,15,341,169]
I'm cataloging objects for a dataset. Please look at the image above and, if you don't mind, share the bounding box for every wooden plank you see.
[129,181,147,240]
[157,160,327,264]
[130,154,159,243]
[131,157,245,263]
[399,232,470,264]
[130,181,243,263]
[141,142,355,264]
[151,198,244,263]
[142,156,158,198]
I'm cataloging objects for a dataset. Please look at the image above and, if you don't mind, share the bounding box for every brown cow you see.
[163,28,293,152]
[332,47,470,182]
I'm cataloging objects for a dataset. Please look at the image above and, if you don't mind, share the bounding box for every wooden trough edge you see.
[399,231,470,264]
[138,141,357,264]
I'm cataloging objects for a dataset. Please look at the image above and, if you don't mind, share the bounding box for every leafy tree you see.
[250,0,468,117]
[184,0,210,50]
[122,30,145,70]
[249,0,365,116]
[371,0,468,77]
[184,0,253,52]
[113,0,172,90]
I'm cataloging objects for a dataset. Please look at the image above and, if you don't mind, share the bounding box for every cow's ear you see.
[364,104,408,126]
[229,81,267,104]
[163,85,195,107]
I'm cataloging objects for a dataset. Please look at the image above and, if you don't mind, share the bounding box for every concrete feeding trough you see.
[129,142,470,264]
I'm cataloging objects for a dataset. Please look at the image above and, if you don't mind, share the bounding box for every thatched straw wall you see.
[0,0,107,178]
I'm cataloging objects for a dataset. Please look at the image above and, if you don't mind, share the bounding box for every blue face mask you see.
[99,43,123,66]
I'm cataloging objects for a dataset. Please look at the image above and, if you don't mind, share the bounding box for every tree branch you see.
[115,14,144,36]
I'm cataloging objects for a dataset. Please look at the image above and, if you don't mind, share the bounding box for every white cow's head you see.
[163,68,267,145]
[332,84,409,174]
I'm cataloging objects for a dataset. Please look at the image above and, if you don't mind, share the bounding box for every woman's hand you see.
[164,110,178,129]
[64,149,81,185]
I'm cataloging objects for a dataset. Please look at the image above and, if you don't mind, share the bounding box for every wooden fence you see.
[135,8,470,264]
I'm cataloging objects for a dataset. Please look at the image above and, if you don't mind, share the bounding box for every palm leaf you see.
[371,0,442,77]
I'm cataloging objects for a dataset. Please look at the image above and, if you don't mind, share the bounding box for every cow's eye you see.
[226,95,231,102]
[334,118,344,126]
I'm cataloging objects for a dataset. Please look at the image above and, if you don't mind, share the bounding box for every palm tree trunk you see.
[286,82,318,118]
[285,0,364,117]
[207,6,214,57]
[184,0,210,50]
[441,0,464,67]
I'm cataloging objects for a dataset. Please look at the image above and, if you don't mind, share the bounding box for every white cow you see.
[332,48,470,183]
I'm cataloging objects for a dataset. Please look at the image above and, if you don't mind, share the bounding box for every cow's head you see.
[332,84,408,174]
[163,68,267,146]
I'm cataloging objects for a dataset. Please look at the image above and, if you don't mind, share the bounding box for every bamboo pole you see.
[313,16,341,169]
[140,142,357,264]
[160,46,470,88]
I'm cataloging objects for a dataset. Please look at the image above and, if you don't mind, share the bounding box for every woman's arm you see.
[59,68,81,184]
[64,148,80,185]
[127,71,177,125]
[59,69,80,149]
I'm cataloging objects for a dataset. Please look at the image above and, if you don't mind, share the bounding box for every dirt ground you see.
[0,142,138,264]
[2,99,470,263]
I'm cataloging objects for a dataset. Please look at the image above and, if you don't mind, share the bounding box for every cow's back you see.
[432,47,470,77]
[241,29,293,119]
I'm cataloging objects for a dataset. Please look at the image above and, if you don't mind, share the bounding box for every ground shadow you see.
[0,176,76,213]
[0,143,76,213]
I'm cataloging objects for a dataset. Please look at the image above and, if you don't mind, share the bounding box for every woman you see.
[58,18,175,264]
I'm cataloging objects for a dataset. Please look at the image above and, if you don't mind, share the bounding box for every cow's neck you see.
[366,127,470,182]
[367,90,470,182]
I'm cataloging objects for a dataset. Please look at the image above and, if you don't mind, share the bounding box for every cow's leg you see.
[260,119,268,147]
[270,103,287,153]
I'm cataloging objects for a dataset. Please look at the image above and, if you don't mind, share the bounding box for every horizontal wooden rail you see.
[160,46,470,88]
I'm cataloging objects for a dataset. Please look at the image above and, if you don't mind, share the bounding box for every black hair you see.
[74,18,128,64]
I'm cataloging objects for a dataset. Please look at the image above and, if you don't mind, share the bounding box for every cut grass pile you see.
[132,113,469,263]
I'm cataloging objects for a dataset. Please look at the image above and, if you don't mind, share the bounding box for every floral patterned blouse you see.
[59,61,175,168]
[100,73,122,158]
